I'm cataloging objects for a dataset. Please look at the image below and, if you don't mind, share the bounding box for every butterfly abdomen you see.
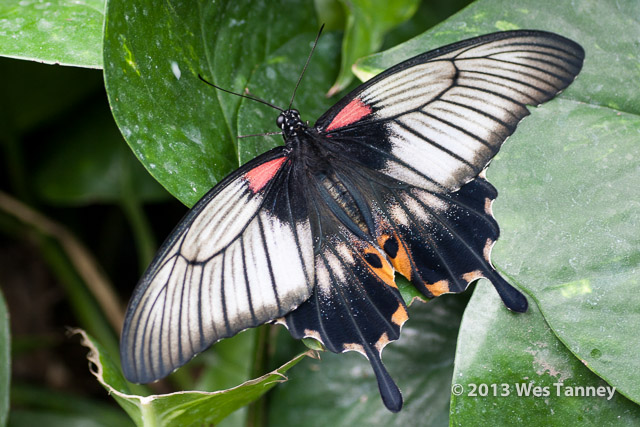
[311,166,378,240]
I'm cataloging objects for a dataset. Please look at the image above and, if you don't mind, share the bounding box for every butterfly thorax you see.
[277,109,307,142]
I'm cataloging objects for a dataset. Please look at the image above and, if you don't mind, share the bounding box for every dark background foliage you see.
[1,0,638,425]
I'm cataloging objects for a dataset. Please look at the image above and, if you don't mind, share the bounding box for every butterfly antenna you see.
[197,75,284,112]
[288,24,325,110]
[238,131,283,139]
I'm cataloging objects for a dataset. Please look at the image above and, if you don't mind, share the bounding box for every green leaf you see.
[0,0,104,68]
[492,100,640,404]
[326,0,420,96]
[9,383,134,427]
[451,283,640,424]
[268,294,467,426]
[354,0,640,415]
[34,103,169,205]
[75,329,310,427]
[104,0,319,207]
[0,290,9,427]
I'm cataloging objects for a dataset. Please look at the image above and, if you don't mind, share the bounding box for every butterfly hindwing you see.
[280,160,526,412]
[368,171,528,311]
[120,147,315,383]
[315,30,585,193]
[283,217,407,412]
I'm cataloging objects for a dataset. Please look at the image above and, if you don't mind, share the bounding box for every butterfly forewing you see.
[315,30,584,193]
[121,148,315,383]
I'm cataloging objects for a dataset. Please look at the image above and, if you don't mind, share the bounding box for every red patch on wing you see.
[244,157,287,193]
[325,98,372,131]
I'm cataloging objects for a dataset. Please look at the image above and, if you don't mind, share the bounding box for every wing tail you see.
[284,226,408,411]
[365,344,403,413]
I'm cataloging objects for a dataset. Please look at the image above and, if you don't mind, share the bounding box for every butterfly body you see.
[121,30,584,412]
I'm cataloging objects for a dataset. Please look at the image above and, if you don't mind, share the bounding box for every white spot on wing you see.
[315,258,332,294]
[389,203,410,226]
[335,241,355,265]
[412,189,447,213]
[260,212,307,310]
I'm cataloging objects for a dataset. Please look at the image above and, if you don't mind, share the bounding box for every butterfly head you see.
[277,109,306,140]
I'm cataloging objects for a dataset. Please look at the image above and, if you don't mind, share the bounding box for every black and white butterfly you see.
[120,30,584,412]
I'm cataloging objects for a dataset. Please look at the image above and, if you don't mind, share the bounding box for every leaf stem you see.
[246,325,270,427]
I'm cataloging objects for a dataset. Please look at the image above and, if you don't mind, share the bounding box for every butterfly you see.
[120,30,584,412]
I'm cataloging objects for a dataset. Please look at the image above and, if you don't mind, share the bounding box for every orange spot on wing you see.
[244,157,287,192]
[380,233,413,281]
[363,247,396,288]
[427,280,450,296]
[483,238,494,262]
[325,98,372,131]
[391,305,408,326]
[463,270,483,283]
[394,239,413,280]
[375,332,391,353]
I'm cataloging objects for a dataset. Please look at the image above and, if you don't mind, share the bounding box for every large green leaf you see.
[75,329,309,427]
[0,0,104,68]
[0,290,9,427]
[491,99,640,405]
[451,283,640,424]
[355,0,640,417]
